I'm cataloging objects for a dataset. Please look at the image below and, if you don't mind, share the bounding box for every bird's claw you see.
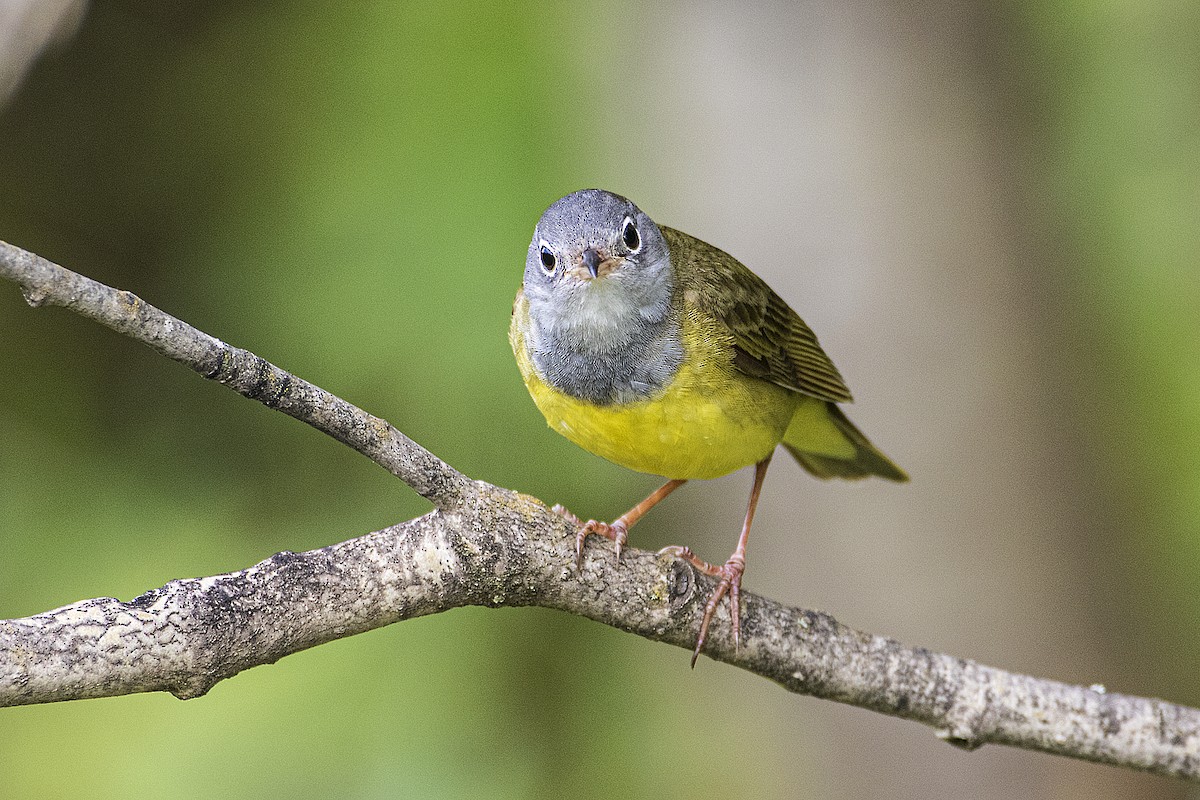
[550,504,579,524]
[573,518,628,568]
[553,505,628,568]
[658,545,745,666]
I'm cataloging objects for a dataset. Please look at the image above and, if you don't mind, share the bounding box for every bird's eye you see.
[621,218,641,253]
[538,243,556,274]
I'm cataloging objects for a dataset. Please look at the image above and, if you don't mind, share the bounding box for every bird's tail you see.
[782,402,908,482]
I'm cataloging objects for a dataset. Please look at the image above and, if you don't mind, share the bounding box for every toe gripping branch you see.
[557,455,772,666]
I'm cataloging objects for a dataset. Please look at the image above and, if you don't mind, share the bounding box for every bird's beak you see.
[578,247,620,280]
[582,248,601,279]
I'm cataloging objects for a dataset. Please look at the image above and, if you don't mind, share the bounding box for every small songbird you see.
[510,189,907,664]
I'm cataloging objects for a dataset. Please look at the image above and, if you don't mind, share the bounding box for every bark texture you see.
[2,239,1198,781]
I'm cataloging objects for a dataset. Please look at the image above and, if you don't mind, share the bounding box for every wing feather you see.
[663,226,853,403]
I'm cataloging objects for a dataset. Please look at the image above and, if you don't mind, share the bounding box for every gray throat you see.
[528,308,684,406]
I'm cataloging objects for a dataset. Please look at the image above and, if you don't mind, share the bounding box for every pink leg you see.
[661,454,772,666]
[553,478,687,567]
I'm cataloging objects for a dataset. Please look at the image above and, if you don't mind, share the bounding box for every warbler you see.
[510,189,906,664]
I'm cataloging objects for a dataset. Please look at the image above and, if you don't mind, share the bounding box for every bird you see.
[509,188,906,664]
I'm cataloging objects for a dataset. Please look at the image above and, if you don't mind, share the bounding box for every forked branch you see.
[1,240,1197,781]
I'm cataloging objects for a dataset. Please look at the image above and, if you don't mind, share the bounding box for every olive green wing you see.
[663,226,853,403]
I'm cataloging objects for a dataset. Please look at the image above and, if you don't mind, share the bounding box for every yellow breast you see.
[510,293,799,480]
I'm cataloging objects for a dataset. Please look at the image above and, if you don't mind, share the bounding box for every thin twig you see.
[0,240,472,507]
[2,239,1198,781]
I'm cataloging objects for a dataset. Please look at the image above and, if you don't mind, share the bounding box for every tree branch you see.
[0,240,472,507]
[2,239,1198,781]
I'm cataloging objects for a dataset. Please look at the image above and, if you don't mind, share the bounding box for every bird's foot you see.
[552,504,629,568]
[658,545,746,667]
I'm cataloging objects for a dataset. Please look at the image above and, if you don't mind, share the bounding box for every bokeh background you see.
[2,2,1197,798]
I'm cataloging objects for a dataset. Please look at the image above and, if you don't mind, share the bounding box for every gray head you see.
[523,189,673,340]
[521,189,682,404]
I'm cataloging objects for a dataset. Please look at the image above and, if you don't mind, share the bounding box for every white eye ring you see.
[621,217,641,253]
[537,241,556,274]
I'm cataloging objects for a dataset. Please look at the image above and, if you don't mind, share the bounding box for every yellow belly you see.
[511,297,800,479]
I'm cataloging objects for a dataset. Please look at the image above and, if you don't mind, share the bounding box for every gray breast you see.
[528,314,684,406]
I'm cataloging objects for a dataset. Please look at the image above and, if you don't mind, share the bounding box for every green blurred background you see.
[1,2,1197,798]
